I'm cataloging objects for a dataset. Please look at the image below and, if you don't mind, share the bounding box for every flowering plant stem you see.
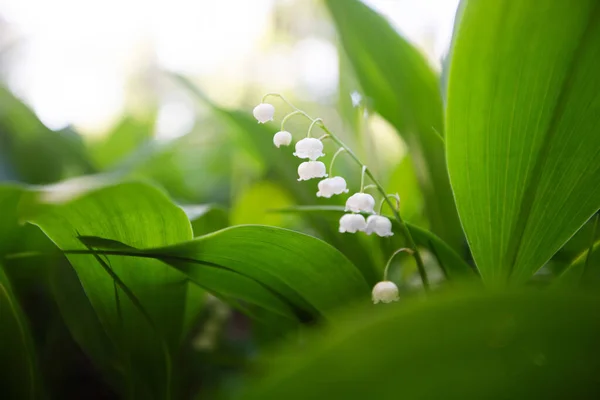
[263,93,430,291]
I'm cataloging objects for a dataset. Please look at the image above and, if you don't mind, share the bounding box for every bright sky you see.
[0,0,458,136]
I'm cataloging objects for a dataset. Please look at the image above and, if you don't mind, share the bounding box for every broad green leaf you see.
[446,1,600,285]
[21,181,201,397]
[231,181,295,227]
[324,0,464,252]
[0,265,41,399]
[78,225,370,322]
[242,289,600,399]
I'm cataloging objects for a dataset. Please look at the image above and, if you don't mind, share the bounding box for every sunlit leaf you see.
[446,1,600,285]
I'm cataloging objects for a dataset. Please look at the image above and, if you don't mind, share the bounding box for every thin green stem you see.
[581,213,600,286]
[363,184,377,191]
[280,110,303,131]
[307,118,322,138]
[383,248,414,280]
[359,165,367,193]
[379,193,400,215]
[329,148,345,176]
[318,123,429,291]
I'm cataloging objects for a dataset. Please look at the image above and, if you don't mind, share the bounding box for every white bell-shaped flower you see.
[273,131,292,148]
[366,215,394,237]
[345,192,375,214]
[293,138,324,160]
[253,103,275,123]
[298,161,328,181]
[316,176,349,198]
[339,213,367,233]
[372,281,399,304]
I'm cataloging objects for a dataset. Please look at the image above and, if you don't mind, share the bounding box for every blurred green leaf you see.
[21,181,202,398]
[89,115,155,170]
[242,289,600,399]
[0,86,94,183]
[78,224,370,322]
[231,181,295,226]
[0,264,41,399]
[446,1,600,285]
[324,0,464,252]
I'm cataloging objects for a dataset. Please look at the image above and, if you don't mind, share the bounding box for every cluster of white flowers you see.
[253,100,394,238]
[254,97,403,306]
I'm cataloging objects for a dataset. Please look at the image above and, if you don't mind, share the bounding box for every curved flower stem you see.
[329,148,345,176]
[280,110,303,131]
[318,123,430,291]
[307,118,323,138]
[363,184,377,191]
[379,193,400,214]
[359,165,367,193]
[383,248,414,280]
[267,94,430,291]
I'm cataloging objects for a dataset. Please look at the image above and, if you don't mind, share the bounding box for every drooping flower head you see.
[365,215,394,237]
[298,161,328,181]
[293,138,324,160]
[339,213,367,233]
[372,281,399,304]
[345,192,375,214]
[273,131,292,148]
[253,103,275,123]
[316,176,349,198]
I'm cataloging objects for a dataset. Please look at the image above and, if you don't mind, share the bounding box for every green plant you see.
[1,0,600,398]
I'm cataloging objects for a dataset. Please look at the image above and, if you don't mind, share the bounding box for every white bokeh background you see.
[0,0,458,135]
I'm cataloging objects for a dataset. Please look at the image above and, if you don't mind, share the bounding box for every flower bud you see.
[365,215,394,237]
[273,131,292,148]
[253,103,275,123]
[345,192,375,214]
[293,138,325,160]
[316,176,349,198]
[372,281,399,304]
[339,213,367,233]
[298,161,328,181]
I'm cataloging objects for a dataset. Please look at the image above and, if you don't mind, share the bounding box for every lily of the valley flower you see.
[372,281,399,304]
[366,215,394,237]
[293,138,324,160]
[253,103,275,123]
[345,192,375,214]
[273,130,292,148]
[339,213,367,233]
[298,161,327,181]
[316,176,348,198]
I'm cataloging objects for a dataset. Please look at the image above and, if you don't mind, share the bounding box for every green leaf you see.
[324,0,464,252]
[77,225,370,322]
[21,181,201,397]
[446,1,600,285]
[0,264,41,399]
[181,204,230,237]
[242,289,600,399]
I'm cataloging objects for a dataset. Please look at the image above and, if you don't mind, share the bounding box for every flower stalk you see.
[262,93,430,291]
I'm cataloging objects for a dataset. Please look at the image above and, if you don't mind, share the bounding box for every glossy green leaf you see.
[446,1,600,285]
[78,224,370,322]
[0,264,41,399]
[242,289,600,399]
[182,204,230,237]
[21,181,202,397]
[324,0,464,252]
